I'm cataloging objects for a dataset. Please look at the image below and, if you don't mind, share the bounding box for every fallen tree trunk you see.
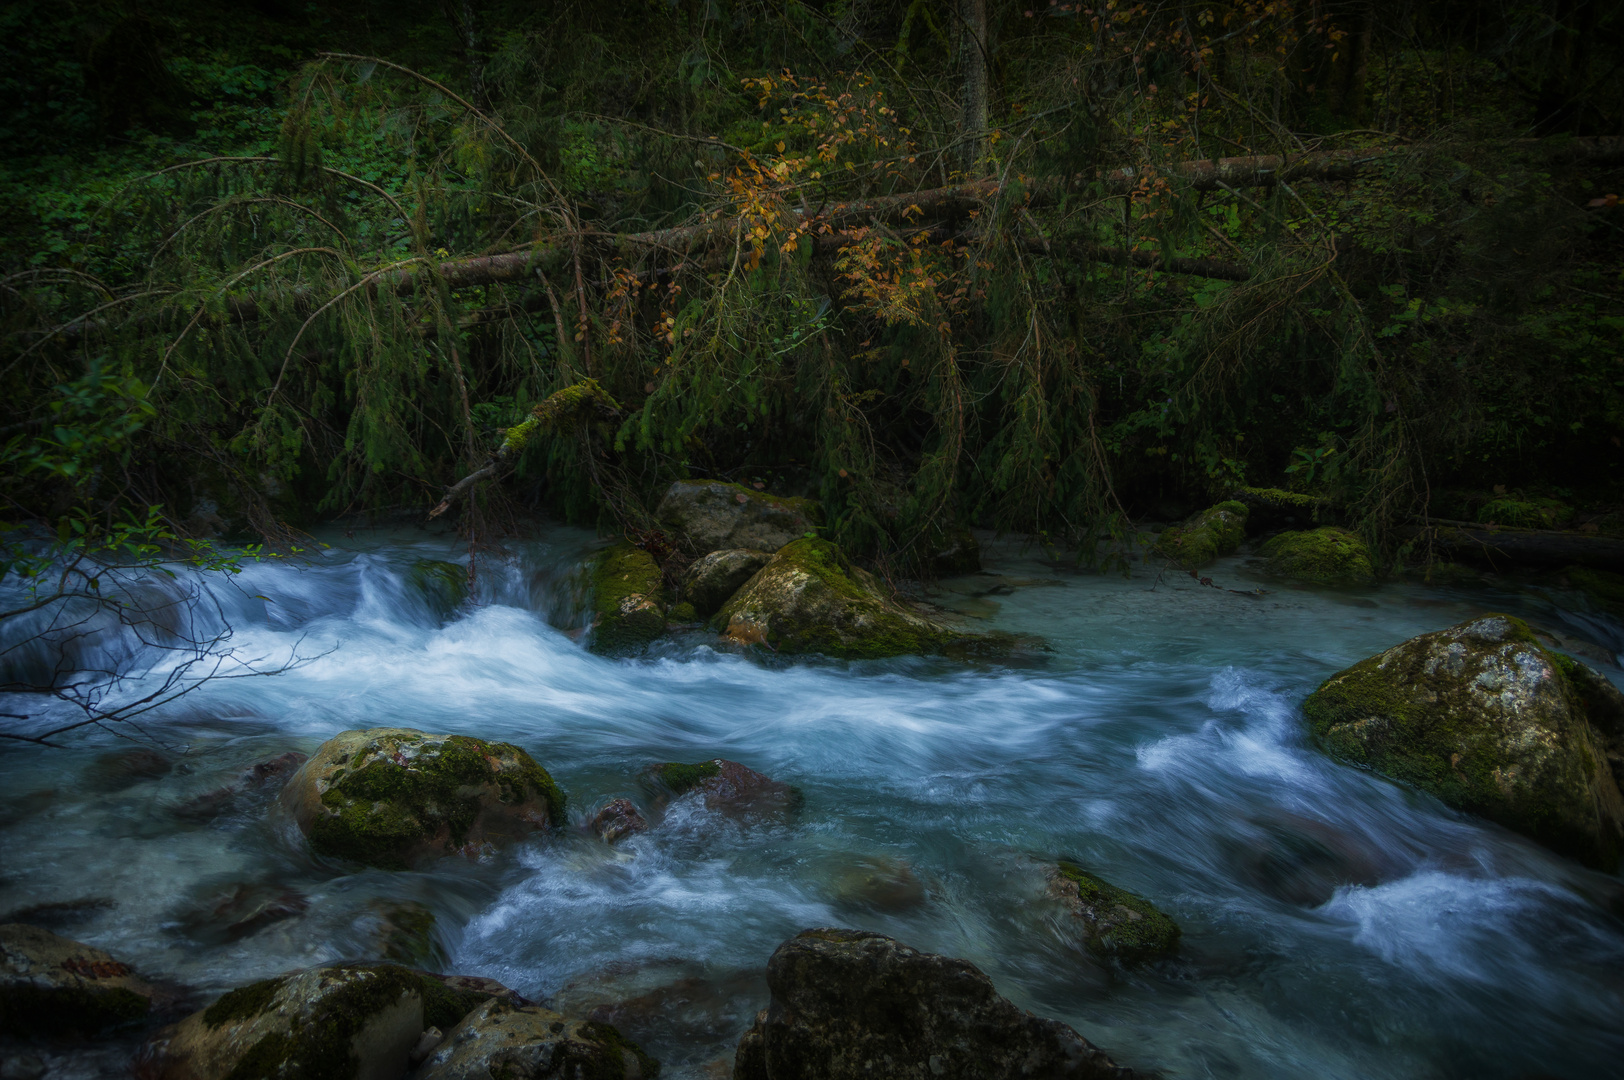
[1406,519,1624,571]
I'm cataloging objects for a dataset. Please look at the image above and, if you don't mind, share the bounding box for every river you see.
[2,528,1621,1078]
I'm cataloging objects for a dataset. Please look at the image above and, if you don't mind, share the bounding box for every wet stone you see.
[589,799,650,844]
[0,924,153,1038]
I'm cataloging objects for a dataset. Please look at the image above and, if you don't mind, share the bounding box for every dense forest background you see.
[3,0,1621,574]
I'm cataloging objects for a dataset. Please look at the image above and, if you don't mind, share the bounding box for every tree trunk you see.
[958,0,989,170]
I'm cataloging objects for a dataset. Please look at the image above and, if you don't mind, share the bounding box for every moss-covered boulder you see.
[681,548,772,617]
[0,924,153,1037]
[1303,614,1624,870]
[656,479,818,556]
[1258,527,1377,586]
[1154,501,1248,569]
[409,559,467,619]
[280,728,566,870]
[149,962,495,1080]
[1047,863,1180,963]
[733,929,1135,1080]
[712,538,976,659]
[414,997,657,1079]
[590,543,667,654]
[1231,487,1329,532]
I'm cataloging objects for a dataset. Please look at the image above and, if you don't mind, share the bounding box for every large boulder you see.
[681,548,772,617]
[732,929,1137,1080]
[713,539,975,659]
[1046,863,1180,963]
[590,543,667,654]
[1153,501,1248,569]
[655,480,818,556]
[147,963,494,1080]
[0,924,152,1037]
[1257,527,1377,586]
[280,728,566,870]
[414,997,657,1079]
[1303,614,1624,870]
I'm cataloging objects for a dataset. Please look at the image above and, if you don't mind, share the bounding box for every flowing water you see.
[2,528,1622,1079]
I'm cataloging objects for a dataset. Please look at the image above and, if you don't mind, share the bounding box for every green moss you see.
[311,733,565,869]
[1236,487,1326,512]
[1154,501,1248,569]
[652,759,722,794]
[500,380,623,455]
[219,965,489,1080]
[1477,497,1569,529]
[575,1020,661,1079]
[589,543,667,654]
[1258,527,1377,586]
[668,601,698,623]
[408,559,466,617]
[1567,566,1624,610]
[204,976,290,1029]
[1055,862,1181,960]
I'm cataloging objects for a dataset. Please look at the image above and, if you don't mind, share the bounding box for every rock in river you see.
[648,759,798,819]
[733,928,1137,1080]
[590,543,667,655]
[680,548,772,618]
[713,539,979,659]
[1303,614,1624,870]
[280,728,567,870]
[1047,863,1180,962]
[414,997,657,1079]
[1258,527,1377,587]
[0,924,152,1037]
[1153,500,1247,569]
[655,479,818,556]
[147,962,499,1080]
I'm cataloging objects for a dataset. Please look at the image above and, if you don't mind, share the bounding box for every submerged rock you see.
[1153,501,1248,569]
[1258,527,1377,586]
[409,559,467,619]
[84,747,173,792]
[656,479,818,556]
[148,962,494,1080]
[648,759,799,819]
[174,750,308,822]
[1227,813,1389,907]
[681,548,772,617]
[280,728,566,870]
[713,538,978,659]
[589,798,650,844]
[0,924,152,1037]
[732,929,1137,1080]
[1303,614,1624,870]
[590,543,667,654]
[415,997,657,1079]
[1047,863,1180,962]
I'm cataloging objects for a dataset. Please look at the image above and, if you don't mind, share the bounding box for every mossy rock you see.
[280,728,566,870]
[1258,527,1377,587]
[1154,501,1248,569]
[647,759,800,819]
[1048,864,1180,962]
[1566,566,1624,612]
[153,962,495,1080]
[1477,497,1571,530]
[590,543,667,654]
[680,548,772,617]
[415,997,658,1079]
[1232,487,1330,532]
[1303,614,1624,870]
[712,538,980,659]
[0,924,152,1037]
[409,559,467,619]
[655,479,819,556]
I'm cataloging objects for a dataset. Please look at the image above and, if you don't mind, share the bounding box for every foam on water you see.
[2,529,1622,1078]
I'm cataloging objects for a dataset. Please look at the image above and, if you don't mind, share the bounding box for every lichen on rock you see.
[150,962,495,1080]
[655,479,818,556]
[732,928,1137,1080]
[0,923,152,1037]
[414,997,658,1079]
[1154,501,1248,569]
[1258,527,1377,586]
[1302,614,1624,870]
[680,548,772,617]
[1047,863,1180,962]
[280,728,566,870]
[589,543,667,654]
[712,538,980,659]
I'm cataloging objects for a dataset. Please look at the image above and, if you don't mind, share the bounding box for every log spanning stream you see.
[2,528,1621,1078]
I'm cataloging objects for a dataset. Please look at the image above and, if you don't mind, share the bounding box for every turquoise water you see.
[1,529,1621,1078]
